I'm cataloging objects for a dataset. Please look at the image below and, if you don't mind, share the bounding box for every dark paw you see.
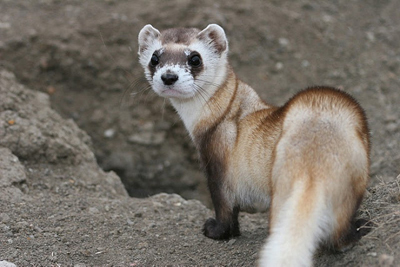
[202,218,240,240]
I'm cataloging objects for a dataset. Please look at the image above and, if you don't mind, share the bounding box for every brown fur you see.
[160,28,200,45]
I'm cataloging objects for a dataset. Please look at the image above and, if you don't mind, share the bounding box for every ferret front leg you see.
[202,176,240,240]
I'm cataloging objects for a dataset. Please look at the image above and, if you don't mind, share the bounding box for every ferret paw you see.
[203,218,230,240]
[202,218,240,240]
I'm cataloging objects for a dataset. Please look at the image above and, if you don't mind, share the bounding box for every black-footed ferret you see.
[138,24,370,266]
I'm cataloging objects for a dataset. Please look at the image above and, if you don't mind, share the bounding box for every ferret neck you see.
[170,68,236,139]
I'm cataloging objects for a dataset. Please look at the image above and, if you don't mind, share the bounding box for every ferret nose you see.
[161,73,179,85]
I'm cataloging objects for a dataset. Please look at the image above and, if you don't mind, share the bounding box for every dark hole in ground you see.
[0,35,207,203]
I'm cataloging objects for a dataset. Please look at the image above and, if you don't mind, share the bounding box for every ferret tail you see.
[258,181,333,267]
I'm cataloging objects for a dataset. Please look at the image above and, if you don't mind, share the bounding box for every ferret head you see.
[138,24,229,100]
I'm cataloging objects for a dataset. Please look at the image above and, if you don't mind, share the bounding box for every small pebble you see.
[275,62,284,71]
[0,261,17,267]
[104,128,115,138]
[386,122,397,132]
[301,60,310,68]
[89,207,99,214]
[0,22,11,29]
[379,254,394,266]
[322,14,333,23]
[227,239,236,245]
[366,32,375,42]
[278,38,289,47]
[0,213,10,223]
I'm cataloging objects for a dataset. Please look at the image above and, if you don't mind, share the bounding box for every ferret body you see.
[138,24,370,266]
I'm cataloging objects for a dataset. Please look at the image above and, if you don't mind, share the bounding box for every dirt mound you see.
[0,0,399,266]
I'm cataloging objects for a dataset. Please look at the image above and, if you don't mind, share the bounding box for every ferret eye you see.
[188,54,202,67]
[150,54,159,66]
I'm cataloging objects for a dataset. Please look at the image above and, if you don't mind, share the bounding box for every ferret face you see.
[138,24,229,100]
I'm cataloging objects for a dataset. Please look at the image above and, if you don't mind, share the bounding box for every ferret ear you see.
[138,24,161,55]
[197,24,228,54]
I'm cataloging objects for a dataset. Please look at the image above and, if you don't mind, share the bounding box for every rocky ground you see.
[0,0,399,266]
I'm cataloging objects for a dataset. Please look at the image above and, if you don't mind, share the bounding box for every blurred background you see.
[1,0,399,206]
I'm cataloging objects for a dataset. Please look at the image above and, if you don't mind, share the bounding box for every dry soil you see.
[0,0,399,266]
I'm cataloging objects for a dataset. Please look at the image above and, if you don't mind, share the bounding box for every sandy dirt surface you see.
[0,0,399,266]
